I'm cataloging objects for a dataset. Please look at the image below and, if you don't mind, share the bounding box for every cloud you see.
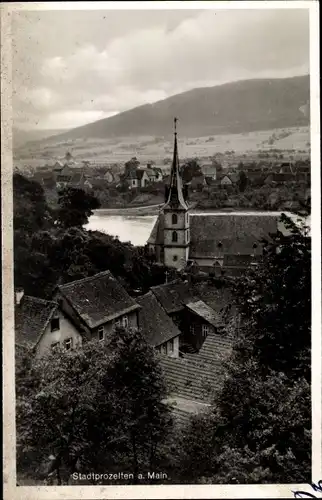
[12,8,309,130]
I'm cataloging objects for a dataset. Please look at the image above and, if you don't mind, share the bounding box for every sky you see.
[12,7,310,131]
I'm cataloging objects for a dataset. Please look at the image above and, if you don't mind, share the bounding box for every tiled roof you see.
[137,292,181,346]
[147,213,164,246]
[159,352,227,402]
[183,331,233,365]
[151,280,197,315]
[57,271,140,329]
[15,296,58,347]
[185,300,224,328]
[223,254,254,267]
[189,214,279,257]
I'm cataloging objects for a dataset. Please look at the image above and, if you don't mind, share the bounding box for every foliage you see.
[181,160,202,183]
[13,173,53,233]
[16,328,172,484]
[14,174,173,297]
[237,170,248,192]
[56,187,101,228]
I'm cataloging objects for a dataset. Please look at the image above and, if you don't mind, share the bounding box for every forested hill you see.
[33,75,309,143]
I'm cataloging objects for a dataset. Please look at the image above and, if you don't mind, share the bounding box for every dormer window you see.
[172,231,178,242]
[172,213,178,225]
[217,241,223,249]
[51,318,60,332]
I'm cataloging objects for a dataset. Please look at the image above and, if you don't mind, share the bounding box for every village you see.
[9,5,313,489]
[15,136,311,213]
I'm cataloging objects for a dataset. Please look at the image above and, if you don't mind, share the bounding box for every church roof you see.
[147,213,284,258]
[189,214,279,258]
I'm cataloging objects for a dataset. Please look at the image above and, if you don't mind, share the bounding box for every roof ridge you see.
[150,279,183,290]
[23,295,58,307]
[58,270,112,289]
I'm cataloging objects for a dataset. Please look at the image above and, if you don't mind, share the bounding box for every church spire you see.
[164,117,188,210]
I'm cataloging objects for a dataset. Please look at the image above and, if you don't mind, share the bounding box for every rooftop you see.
[189,214,279,257]
[151,280,197,315]
[57,270,140,329]
[15,296,58,347]
[185,300,224,328]
[136,292,181,347]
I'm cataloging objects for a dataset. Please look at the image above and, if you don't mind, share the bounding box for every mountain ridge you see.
[17,75,310,147]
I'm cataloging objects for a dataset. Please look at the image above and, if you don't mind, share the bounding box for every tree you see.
[16,328,172,485]
[176,214,311,483]
[13,173,53,233]
[237,170,248,192]
[181,160,202,183]
[56,187,100,229]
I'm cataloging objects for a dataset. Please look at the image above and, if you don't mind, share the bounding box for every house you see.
[136,292,181,357]
[150,280,222,353]
[200,164,217,181]
[159,327,233,424]
[15,290,83,358]
[53,271,141,342]
[182,300,225,352]
[220,173,238,186]
[146,165,163,183]
[279,162,295,175]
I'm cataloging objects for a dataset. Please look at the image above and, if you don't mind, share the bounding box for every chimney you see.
[15,288,24,306]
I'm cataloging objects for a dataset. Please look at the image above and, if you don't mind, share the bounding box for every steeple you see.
[164,118,188,210]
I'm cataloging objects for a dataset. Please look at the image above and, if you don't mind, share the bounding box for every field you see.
[14,126,310,171]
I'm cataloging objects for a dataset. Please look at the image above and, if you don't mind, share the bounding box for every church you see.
[147,119,289,275]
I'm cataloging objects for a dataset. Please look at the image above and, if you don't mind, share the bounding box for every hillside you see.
[13,128,68,149]
[25,75,309,146]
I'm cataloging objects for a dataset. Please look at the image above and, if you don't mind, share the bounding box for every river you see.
[85,208,310,247]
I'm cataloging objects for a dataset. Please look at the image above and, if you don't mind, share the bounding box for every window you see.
[64,338,73,351]
[190,324,195,335]
[51,318,60,332]
[168,339,174,353]
[172,213,178,225]
[98,326,104,341]
[132,180,136,185]
[173,255,178,262]
[172,231,178,242]
[51,341,59,351]
[202,324,209,337]
[115,318,121,329]
[161,344,167,355]
[122,315,129,328]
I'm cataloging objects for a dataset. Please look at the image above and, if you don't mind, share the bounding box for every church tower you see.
[162,118,190,269]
